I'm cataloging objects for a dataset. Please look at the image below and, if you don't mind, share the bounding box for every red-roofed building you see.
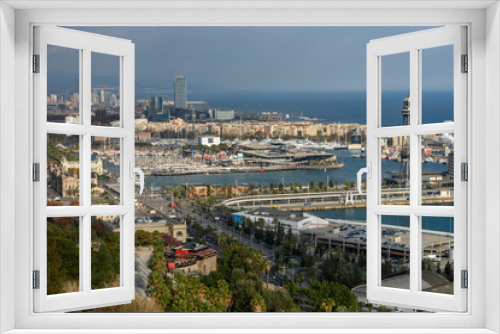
[163,238,217,276]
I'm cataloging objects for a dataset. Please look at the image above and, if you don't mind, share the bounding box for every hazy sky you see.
[53,26,453,94]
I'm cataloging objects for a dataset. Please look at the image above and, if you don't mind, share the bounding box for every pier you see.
[147,162,345,176]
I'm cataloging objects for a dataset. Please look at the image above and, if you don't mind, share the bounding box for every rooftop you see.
[245,207,308,222]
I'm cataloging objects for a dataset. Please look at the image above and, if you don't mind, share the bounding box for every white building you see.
[214,108,235,120]
[233,207,328,235]
[65,116,80,124]
[61,155,103,175]
[60,156,79,172]
[198,135,220,147]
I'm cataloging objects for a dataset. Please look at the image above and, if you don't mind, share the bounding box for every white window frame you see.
[0,1,499,333]
[366,26,467,312]
[33,26,136,312]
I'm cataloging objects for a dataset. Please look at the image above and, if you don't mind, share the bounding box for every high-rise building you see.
[174,76,187,109]
[155,96,163,114]
[100,90,105,103]
[147,96,155,119]
[92,89,99,104]
[50,94,57,103]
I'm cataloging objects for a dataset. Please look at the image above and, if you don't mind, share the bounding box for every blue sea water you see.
[190,90,453,125]
[314,208,454,233]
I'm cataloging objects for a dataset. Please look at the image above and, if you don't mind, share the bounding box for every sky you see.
[50,26,454,96]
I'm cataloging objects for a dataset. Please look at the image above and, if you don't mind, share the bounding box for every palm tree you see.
[262,259,272,290]
[320,298,336,312]
[220,184,228,199]
[250,294,267,312]
[218,234,228,249]
[294,272,305,287]
[188,187,195,198]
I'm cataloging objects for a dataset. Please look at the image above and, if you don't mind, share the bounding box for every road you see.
[135,246,153,298]
[181,206,305,286]
[138,196,309,287]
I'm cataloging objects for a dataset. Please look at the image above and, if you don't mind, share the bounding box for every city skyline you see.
[48,26,454,96]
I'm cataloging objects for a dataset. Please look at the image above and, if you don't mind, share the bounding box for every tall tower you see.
[174,76,187,109]
[155,96,163,114]
[399,95,410,188]
[402,95,410,125]
[147,96,155,119]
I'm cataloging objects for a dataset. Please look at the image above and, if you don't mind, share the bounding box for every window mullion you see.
[409,47,421,295]
[365,47,380,297]
[81,48,92,294]
[409,213,419,293]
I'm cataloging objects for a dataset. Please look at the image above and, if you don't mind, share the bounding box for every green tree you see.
[382,259,393,276]
[135,230,154,246]
[320,248,365,287]
[294,272,305,286]
[250,294,267,312]
[320,298,336,312]
[444,261,454,282]
[262,289,297,312]
[307,280,361,312]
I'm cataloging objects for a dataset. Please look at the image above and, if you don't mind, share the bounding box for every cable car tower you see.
[399,95,410,188]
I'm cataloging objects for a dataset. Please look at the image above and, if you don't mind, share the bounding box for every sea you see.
[188,90,454,126]
[144,89,455,232]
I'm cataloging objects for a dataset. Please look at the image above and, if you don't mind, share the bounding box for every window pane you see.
[421,133,454,206]
[381,136,410,205]
[47,45,80,124]
[91,137,120,205]
[380,215,410,290]
[47,217,80,295]
[381,52,410,127]
[421,216,454,295]
[47,134,80,206]
[91,52,120,127]
[421,45,454,124]
[91,216,121,290]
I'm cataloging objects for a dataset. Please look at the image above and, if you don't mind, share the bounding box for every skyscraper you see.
[155,96,163,114]
[174,76,187,109]
[147,96,155,119]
